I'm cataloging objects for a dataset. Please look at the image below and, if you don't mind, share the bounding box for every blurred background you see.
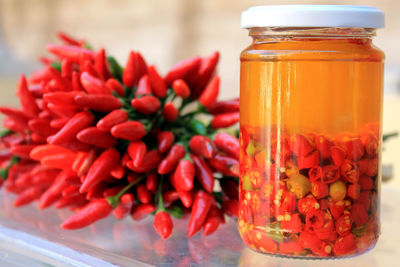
[0,0,399,185]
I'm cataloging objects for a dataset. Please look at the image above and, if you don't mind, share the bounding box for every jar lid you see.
[241,5,385,29]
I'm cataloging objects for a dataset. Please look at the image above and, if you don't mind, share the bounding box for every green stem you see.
[107,175,145,208]
[155,175,165,212]
[0,156,20,181]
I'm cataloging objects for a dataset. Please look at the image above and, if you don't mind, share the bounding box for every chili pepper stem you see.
[155,175,166,212]
[107,175,145,208]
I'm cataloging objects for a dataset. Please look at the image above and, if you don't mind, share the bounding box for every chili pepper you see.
[334,234,356,256]
[57,32,83,46]
[86,182,107,200]
[14,186,44,207]
[31,169,61,187]
[131,95,160,115]
[131,203,155,220]
[172,79,190,98]
[40,152,76,170]
[347,183,360,200]
[113,193,135,220]
[157,131,174,154]
[169,173,194,207]
[207,98,239,115]
[123,51,138,87]
[80,72,112,95]
[135,75,152,96]
[359,175,373,191]
[329,180,347,202]
[220,178,238,200]
[137,185,152,204]
[305,208,325,233]
[0,107,30,129]
[336,214,353,236]
[173,160,195,191]
[74,94,122,112]
[191,51,219,98]
[342,138,364,161]
[163,102,178,122]
[96,109,128,132]
[222,199,238,217]
[77,127,117,148]
[187,190,212,237]
[127,141,147,167]
[147,66,167,98]
[330,146,347,166]
[158,144,186,174]
[361,132,378,158]
[297,194,319,215]
[43,91,83,108]
[103,185,124,197]
[213,132,239,159]
[74,149,97,176]
[311,180,329,199]
[162,190,180,204]
[80,148,120,193]
[289,134,314,157]
[315,135,334,160]
[46,44,95,63]
[17,75,40,117]
[210,112,239,129]
[352,202,368,227]
[146,172,158,193]
[72,71,84,91]
[110,121,146,141]
[203,206,223,236]
[61,59,73,79]
[321,165,340,184]
[189,135,215,159]
[164,57,202,86]
[105,78,125,97]
[47,111,94,145]
[329,200,345,219]
[299,231,322,251]
[135,52,148,78]
[207,154,239,177]
[308,166,323,182]
[94,48,110,81]
[47,103,78,118]
[297,150,320,170]
[279,240,303,254]
[82,60,100,79]
[190,154,214,193]
[154,211,173,239]
[110,164,125,179]
[366,158,378,177]
[9,145,36,159]
[126,150,162,173]
[2,118,26,133]
[199,76,219,108]
[63,185,81,198]
[61,198,112,229]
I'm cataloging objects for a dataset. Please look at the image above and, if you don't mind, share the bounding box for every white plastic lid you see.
[241,5,385,29]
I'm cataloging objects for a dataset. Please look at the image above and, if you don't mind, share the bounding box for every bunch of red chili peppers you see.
[0,32,240,239]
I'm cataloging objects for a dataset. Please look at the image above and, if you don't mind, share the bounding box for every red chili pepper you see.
[74,94,122,112]
[61,198,112,229]
[162,190,180,204]
[94,48,110,81]
[191,51,219,98]
[17,75,40,117]
[297,150,320,169]
[190,154,214,193]
[187,191,212,237]
[61,59,73,79]
[47,103,77,118]
[56,194,87,209]
[136,52,148,79]
[154,211,173,239]
[207,98,239,115]
[80,148,120,193]
[173,160,195,191]
[131,95,161,115]
[305,208,325,233]
[342,138,365,161]
[222,199,238,217]
[289,134,314,157]
[146,172,158,193]
[336,214,353,236]
[207,154,239,177]
[189,135,215,159]
[41,152,76,170]
[157,131,175,154]
[131,203,155,220]
[9,145,36,159]
[172,79,190,98]
[57,32,84,46]
[110,121,146,141]
[43,91,83,108]
[147,66,167,98]
[113,193,135,220]
[359,175,373,191]
[46,44,94,63]
[162,102,178,122]
[220,178,238,200]
[126,150,162,173]
[28,118,56,137]
[158,144,186,174]
[299,231,322,251]
[135,75,152,96]
[352,203,368,227]
[199,76,219,108]
[213,132,239,160]
[73,149,97,176]
[281,213,302,234]
[169,173,194,208]
[164,57,202,86]
[127,141,147,168]
[340,159,360,183]
[0,107,30,130]
[137,184,152,204]
[347,183,360,200]
[321,165,340,184]
[72,71,84,91]
[14,186,44,207]
[47,111,94,145]
[311,181,329,199]
[333,234,356,256]
[331,145,347,166]
[329,200,345,219]
[77,127,117,148]
[105,78,125,97]
[315,135,333,160]
[308,166,323,182]
[210,112,239,129]
[297,194,319,215]
[366,158,378,176]
[96,109,128,132]
[103,185,124,197]
[361,132,378,157]
[62,185,81,198]
[110,164,125,179]
[80,72,112,95]
[203,206,223,236]
[123,51,138,87]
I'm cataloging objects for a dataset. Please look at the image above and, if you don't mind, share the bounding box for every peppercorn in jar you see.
[239,5,384,258]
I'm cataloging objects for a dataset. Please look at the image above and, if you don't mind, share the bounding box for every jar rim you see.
[248,27,377,38]
[241,5,385,29]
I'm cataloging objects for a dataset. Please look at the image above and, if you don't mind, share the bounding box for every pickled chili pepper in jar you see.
[239,5,384,258]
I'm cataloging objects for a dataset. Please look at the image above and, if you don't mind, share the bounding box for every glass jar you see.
[239,5,385,258]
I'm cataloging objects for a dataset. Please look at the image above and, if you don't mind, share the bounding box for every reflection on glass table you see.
[0,186,398,266]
